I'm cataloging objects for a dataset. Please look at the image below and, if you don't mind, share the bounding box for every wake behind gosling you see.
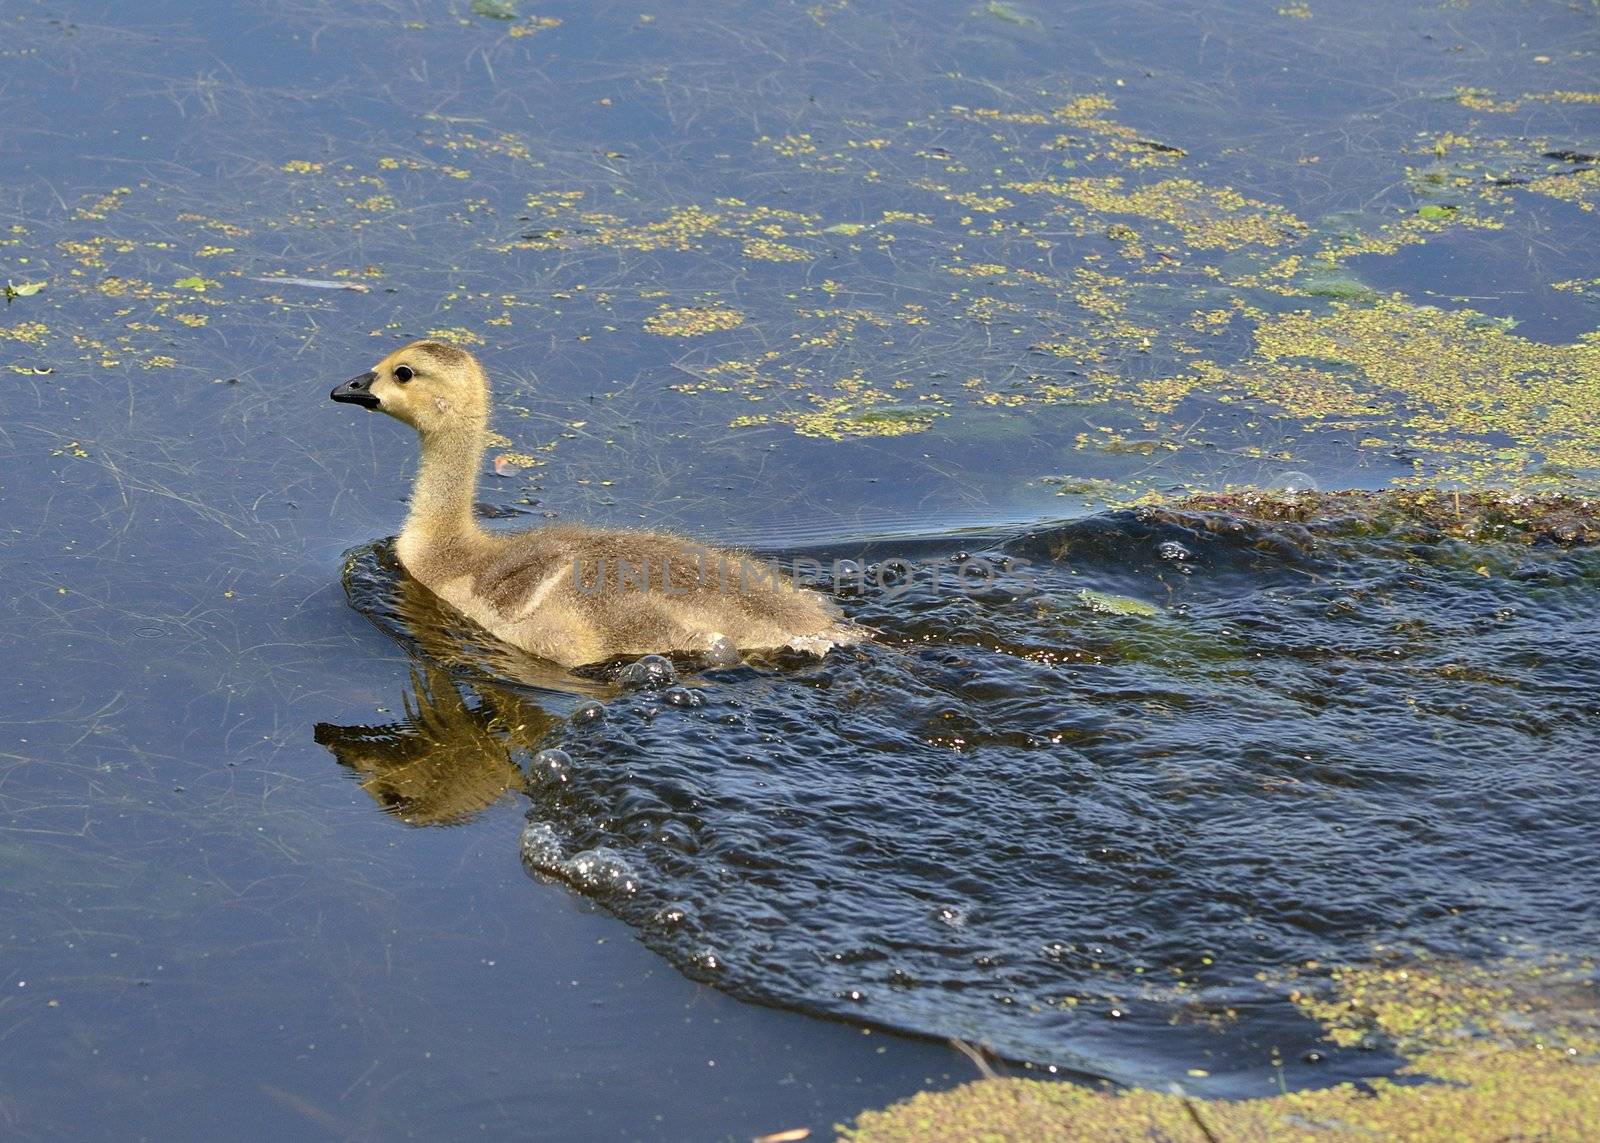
[331,340,864,668]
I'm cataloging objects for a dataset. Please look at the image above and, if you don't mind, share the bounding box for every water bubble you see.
[570,699,606,725]
[832,560,865,596]
[526,748,571,785]
[653,903,694,928]
[519,821,565,868]
[704,635,741,668]
[563,847,639,894]
[1157,540,1191,562]
[690,949,722,973]
[935,905,968,928]
[618,654,677,688]
[1268,471,1320,495]
[874,558,918,598]
[662,685,704,708]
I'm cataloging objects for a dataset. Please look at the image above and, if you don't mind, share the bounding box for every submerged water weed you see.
[983,2,1037,27]
[1074,588,1159,616]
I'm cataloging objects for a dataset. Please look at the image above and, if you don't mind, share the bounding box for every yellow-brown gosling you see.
[331,340,863,668]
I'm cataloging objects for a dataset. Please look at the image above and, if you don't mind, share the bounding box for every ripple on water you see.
[341,496,1600,1092]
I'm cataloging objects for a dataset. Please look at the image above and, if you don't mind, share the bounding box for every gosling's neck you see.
[399,421,489,564]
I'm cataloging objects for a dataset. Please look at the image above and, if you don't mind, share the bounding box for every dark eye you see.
[393,365,414,383]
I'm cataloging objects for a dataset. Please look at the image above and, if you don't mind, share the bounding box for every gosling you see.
[330,340,862,668]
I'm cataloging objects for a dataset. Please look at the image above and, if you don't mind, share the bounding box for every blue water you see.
[3,0,1598,1138]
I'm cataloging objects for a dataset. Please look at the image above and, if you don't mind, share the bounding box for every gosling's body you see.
[333,340,860,668]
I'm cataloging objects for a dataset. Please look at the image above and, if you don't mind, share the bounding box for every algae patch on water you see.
[1251,298,1600,484]
[1004,175,1308,252]
[843,952,1600,1142]
[643,304,746,337]
[19,49,1591,496]
[731,387,943,440]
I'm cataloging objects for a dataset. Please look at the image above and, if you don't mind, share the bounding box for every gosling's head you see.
[331,340,489,436]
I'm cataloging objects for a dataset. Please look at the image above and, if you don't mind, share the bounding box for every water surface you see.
[3,0,1598,1137]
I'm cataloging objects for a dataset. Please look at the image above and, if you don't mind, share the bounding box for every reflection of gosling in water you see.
[332,340,862,668]
[314,666,549,827]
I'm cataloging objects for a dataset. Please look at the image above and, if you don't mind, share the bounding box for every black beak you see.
[331,371,380,409]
